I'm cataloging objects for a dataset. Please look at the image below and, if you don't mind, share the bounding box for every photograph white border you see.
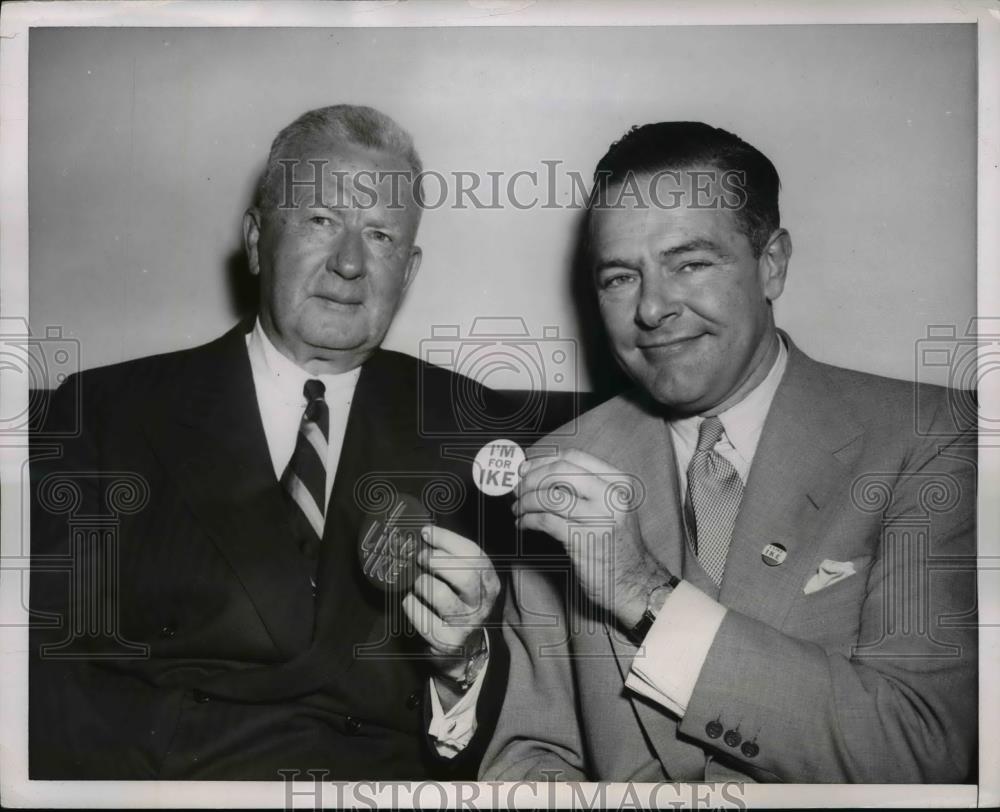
[2,1,996,808]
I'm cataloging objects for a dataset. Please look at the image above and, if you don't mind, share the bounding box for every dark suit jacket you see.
[481,337,977,783]
[30,322,512,780]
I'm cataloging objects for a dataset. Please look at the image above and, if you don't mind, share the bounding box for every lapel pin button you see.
[358,493,427,592]
[761,543,787,567]
[473,439,525,497]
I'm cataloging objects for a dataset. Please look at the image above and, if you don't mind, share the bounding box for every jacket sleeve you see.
[478,562,589,781]
[30,372,161,778]
[674,407,978,783]
[423,622,511,778]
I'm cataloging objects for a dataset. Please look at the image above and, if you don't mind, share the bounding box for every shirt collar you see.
[247,318,362,404]
[717,335,788,463]
[670,335,788,461]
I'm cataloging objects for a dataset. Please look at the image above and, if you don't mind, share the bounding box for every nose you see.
[327,229,365,279]
[635,276,681,329]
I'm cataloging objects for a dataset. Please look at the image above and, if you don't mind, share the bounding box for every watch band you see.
[435,631,489,693]
[626,573,680,645]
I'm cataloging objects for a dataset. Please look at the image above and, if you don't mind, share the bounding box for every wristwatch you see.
[437,631,490,693]
[626,573,681,645]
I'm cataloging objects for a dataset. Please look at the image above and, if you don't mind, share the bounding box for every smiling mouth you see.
[637,334,706,352]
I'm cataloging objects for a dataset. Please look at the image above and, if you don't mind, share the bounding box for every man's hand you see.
[512,448,669,628]
[402,526,499,707]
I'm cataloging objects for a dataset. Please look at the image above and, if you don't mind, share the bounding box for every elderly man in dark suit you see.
[480,122,977,782]
[30,105,510,780]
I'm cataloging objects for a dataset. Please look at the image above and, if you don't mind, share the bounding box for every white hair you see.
[255,104,422,210]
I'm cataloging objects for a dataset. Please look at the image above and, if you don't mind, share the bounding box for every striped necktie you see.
[683,416,744,586]
[281,379,329,564]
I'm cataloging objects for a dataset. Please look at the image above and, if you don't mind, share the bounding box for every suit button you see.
[159,624,177,640]
[741,741,759,758]
[192,689,210,704]
[346,716,362,734]
[406,691,422,710]
[705,720,723,739]
[724,729,742,747]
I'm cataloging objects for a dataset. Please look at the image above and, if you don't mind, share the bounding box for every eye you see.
[368,230,393,244]
[598,271,637,290]
[677,261,711,273]
[309,215,333,226]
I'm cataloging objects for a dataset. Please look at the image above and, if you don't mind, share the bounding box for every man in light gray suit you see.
[479,122,977,782]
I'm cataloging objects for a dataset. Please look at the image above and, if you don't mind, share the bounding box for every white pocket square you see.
[803,559,857,595]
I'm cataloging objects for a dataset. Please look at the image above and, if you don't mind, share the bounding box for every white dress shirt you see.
[445,337,790,751]
[426,634,490,757]
[245,319,474,754]
[246,320,361,497]
[626,337,788,716]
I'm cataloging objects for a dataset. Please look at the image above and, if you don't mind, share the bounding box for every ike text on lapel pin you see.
[472,439,525,497]
[761,542,788,567]
[358,492,428,592]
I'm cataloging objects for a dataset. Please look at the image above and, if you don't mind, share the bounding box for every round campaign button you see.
[358,492,427,592]
[761,543,788,567]
[472,439,525,497]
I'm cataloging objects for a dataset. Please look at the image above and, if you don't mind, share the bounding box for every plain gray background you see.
[28,24,976,391]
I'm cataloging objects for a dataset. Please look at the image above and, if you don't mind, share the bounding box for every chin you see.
[641,375,710,414]
[301,311,362,338]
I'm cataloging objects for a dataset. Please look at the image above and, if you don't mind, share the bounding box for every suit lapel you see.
[718,338,866,628]
[595,393,708,777]
[596,391,686,579]
[183,349,427,701]
[146,323,316,658]
[310,350,423,681]
[599,341,868,778]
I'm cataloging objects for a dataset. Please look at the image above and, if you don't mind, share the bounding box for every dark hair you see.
[590,121,781,257]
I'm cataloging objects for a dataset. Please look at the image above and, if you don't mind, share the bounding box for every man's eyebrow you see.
[593,257,641,274]
[660,238,729,258]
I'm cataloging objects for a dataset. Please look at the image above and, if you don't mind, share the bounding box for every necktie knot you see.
[696,416,725,453]
[303,378,326,401]
[303,379,326,422]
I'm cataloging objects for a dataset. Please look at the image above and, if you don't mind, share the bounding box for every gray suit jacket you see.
[480,338,977,783]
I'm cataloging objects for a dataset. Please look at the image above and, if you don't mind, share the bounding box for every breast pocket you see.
[785,554,875,653]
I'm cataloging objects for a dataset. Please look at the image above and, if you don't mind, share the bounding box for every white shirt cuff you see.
[624,580,727,717]
[427,646,490,758]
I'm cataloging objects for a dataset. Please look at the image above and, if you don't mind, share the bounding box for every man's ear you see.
[402,245,422,292]
[758,228,792,303]
[243,208,263,277]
